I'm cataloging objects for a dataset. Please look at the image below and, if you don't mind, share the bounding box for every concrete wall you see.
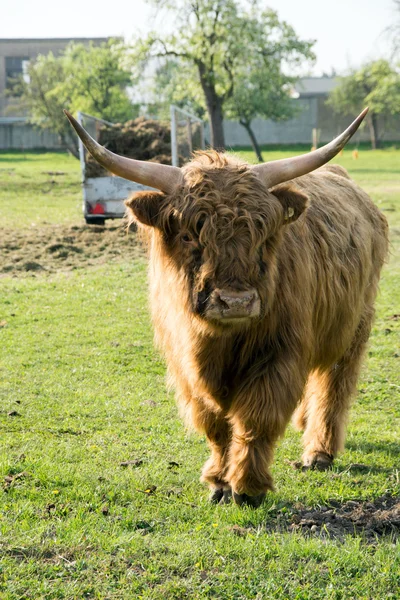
[218,98,317,147]
[212,97,400,147]
[316,97,400,143]
[2,99,400,151]
[0,119,63,150]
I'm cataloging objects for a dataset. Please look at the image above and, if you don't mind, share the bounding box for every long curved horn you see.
[252,108,368,188]
[64,110,182,193]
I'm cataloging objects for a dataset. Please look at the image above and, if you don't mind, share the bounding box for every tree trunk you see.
[60,130,80,159]
[198,63,225,150]
[240,119,264,162]
[207,101,225,150]
[368,113,380,150]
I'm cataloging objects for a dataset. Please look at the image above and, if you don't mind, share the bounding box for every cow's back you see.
[275,168,388,368]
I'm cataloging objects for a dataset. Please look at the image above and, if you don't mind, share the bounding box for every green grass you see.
[0,151,81,229]
[0,149,399,599]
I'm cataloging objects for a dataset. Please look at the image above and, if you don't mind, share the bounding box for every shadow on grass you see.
[335,464,394,476]
[0,149,68,158]
[346,440,400,457]
[0,157,35,163]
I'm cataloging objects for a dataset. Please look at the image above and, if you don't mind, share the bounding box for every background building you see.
[0,38,111,151]
[220,76,400,147]
[0,38,110,117]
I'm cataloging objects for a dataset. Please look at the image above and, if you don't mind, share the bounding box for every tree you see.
[384,1,400,58]
[225,59,302,162]
[9,52,79,157]
[148,58,206,120]
[225,69,295,162]
[138,0,314,150]
[328,60,400,149]
[11,40,136,158]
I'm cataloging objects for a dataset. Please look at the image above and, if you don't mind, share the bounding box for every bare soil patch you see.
[0,223,142,276]
[262,494,400,542]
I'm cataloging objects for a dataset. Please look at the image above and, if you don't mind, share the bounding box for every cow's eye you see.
[196,218,205,234]
[181,233,193,244]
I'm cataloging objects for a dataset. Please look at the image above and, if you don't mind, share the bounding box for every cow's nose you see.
[212,288,260,319]
[216,290,256,310]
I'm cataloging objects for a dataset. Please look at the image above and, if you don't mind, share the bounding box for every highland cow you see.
[65,109,388,507]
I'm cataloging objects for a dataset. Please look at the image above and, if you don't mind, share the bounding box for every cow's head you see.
[124,153,308,330]
[64,109,368,332]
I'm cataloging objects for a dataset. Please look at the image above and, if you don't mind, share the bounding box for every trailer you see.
[77,108,205,225]
[77,112,153,224]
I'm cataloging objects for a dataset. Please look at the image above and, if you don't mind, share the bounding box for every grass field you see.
[0,148,399,599]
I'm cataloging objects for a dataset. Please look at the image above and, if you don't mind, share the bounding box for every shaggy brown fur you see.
[125,150,388,507]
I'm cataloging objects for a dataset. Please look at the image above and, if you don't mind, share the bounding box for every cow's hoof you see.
[303,451,334,471]
[209,488,224,504]
[219,489,232,505]
[209,487,232,505]
[233,491,266,508]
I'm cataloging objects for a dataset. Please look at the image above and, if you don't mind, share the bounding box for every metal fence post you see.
[187,118,192,155]
[170,105,178,167]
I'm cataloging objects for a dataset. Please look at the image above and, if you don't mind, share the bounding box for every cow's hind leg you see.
[292,395,308,432]
[301,316,372,469]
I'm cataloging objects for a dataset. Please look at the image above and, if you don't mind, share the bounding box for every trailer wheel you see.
[85,217,106,226]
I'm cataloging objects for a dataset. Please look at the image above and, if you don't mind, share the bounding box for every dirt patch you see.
[0,223,142,276]
[262,494,400,542]
[2,544,91,564]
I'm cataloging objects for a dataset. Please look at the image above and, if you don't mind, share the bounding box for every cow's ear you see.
[125,191,166,228]
[271,183,309,224]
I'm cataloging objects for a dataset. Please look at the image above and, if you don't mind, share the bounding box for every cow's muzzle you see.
[205,288,260,322]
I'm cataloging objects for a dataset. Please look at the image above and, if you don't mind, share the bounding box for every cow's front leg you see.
[201,416,232,503]
[226,363,306,507]
[226,427,276,508]
[190,397,232,502]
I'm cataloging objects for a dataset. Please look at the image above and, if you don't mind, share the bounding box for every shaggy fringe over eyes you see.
[161,154,284,290]
[180,153,283,238]
[127,151,287,296]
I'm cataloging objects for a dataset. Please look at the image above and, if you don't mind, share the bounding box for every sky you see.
[1,0,397,76]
